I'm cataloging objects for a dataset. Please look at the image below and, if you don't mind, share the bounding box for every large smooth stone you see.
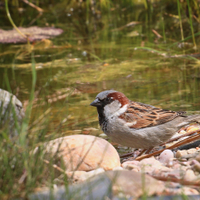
[39,134,120,171]
[29,170,165,200]
[0,88,24,138]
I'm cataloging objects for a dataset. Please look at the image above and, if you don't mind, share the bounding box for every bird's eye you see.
[106,97,110,102]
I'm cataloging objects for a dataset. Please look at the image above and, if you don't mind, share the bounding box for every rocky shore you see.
[30,134,200,199]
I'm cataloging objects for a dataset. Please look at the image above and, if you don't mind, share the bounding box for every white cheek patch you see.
[104,102,128,118]
[104,101,120,117]
[114,104,128,117]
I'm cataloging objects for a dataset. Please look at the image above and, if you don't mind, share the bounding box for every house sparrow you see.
[90,90,200,149]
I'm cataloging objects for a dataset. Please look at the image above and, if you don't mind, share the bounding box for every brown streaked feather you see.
[119,101,186,129]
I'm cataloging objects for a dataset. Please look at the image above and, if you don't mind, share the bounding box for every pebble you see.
[122,161,141,172]
[158,149,174,166]
[99,133,107,138]
[187,148,197,154]
[186,124,200,133]
[122,157,172,175]
[183,169,197,182]
[165,186,199,195]
[70,168,105,182]
[195,152,200,162]
[139,157,166,174]
[112,166,124,171]
[175,150,188,158]
[190,160,200,172]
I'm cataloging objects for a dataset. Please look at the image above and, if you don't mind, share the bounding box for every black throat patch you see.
[97,107,108,132]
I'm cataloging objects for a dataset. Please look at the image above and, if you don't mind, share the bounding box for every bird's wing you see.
[119,101,185,129]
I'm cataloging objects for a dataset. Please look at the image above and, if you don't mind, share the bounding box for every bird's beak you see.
[90,98,101,107]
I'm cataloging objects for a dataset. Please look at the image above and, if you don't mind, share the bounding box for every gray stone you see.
[29,170,165,200]
[0,89,24,138]
[29,172,112,200]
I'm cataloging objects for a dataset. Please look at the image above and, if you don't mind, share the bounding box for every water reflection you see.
[0,0,200,140]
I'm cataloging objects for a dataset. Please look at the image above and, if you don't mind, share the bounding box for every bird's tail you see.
[177,115,200,129]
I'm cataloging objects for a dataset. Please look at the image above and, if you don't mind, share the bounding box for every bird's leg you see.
[120,148,147,160]
[136,149,147,157]
[145,147,153,154]
[120,152,135,158]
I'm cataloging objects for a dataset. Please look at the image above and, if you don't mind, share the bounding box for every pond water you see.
[0,1,200,149]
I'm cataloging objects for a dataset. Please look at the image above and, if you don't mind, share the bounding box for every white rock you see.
[158,149,174,165]
[99,133,107,138]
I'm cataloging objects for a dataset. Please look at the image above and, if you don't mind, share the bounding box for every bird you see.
[90,90,200,149]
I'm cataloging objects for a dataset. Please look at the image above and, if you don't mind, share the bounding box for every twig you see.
[121,130,200,160]
[120,152,135,158]
[160,130,199,145]
[135,131,200,161]
[22,0,44,13]
[43,159,66,174]
[151,174,200,186]
[152,29,162,38]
